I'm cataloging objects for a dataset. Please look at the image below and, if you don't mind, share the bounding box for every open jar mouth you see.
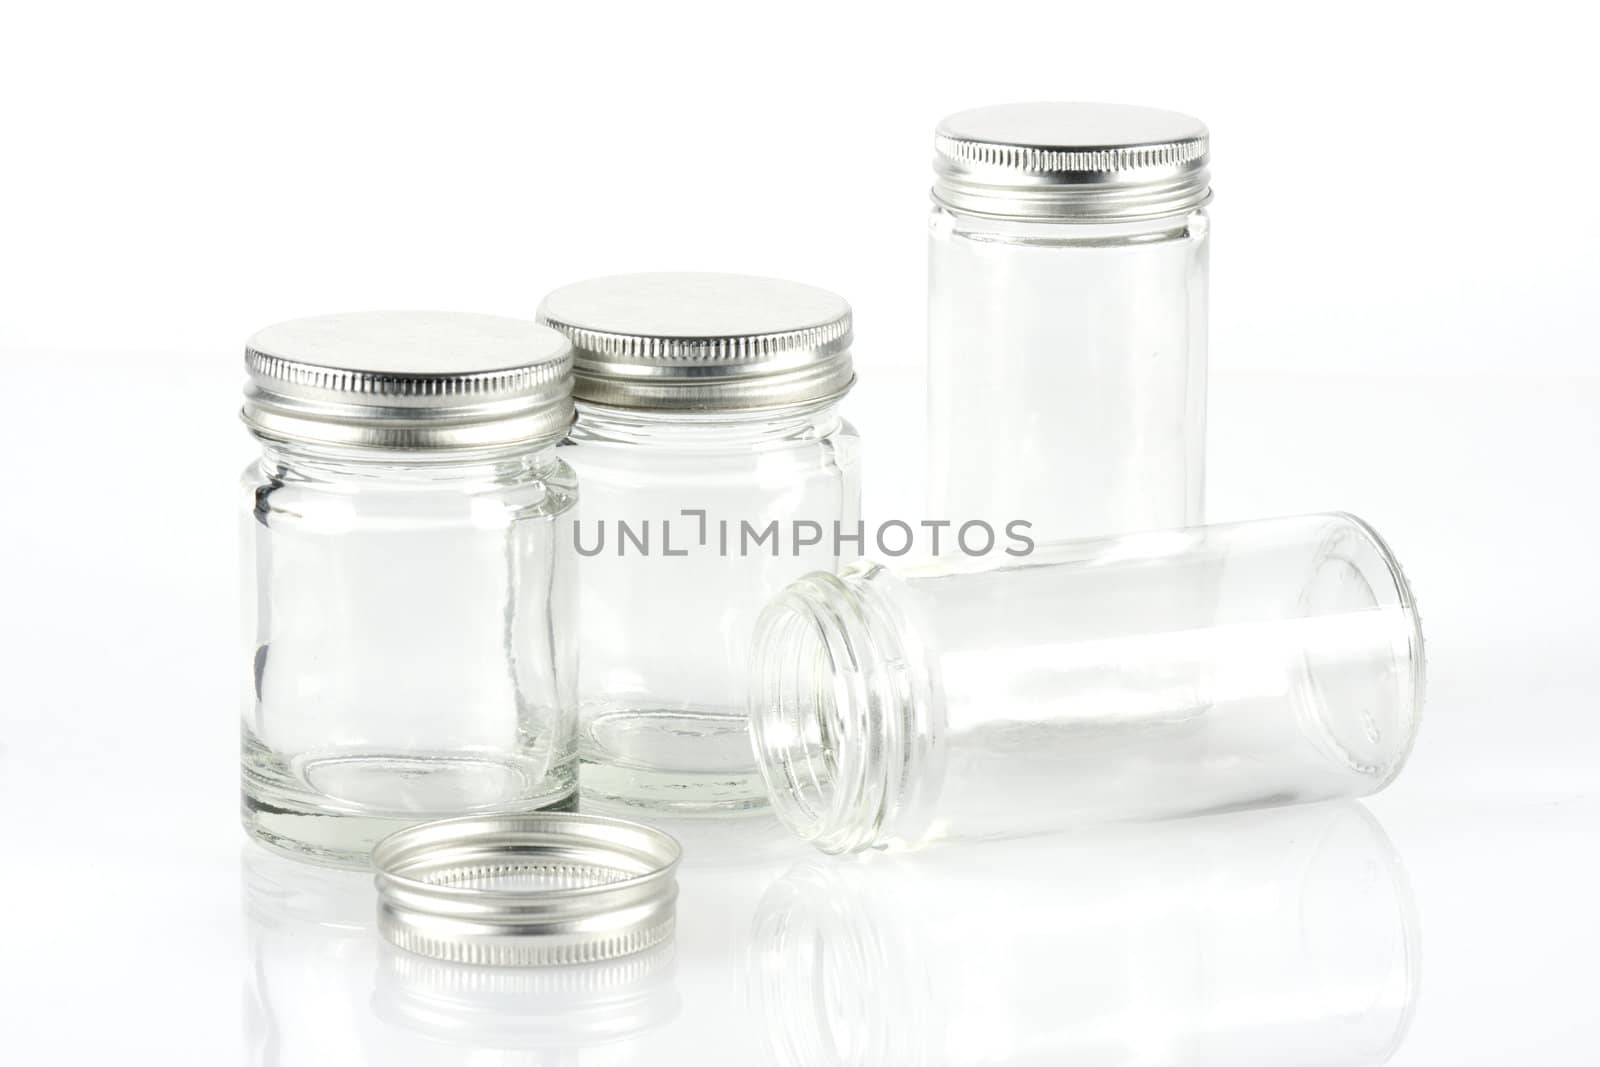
[1293,513,1427,787]
[747,565,942,855]
[748,587,846,839]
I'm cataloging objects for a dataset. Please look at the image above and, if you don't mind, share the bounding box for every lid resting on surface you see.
[372,812,682,968]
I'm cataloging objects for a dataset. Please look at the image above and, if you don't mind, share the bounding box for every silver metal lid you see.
[372,813,681,967]
[242,311,574,450]
[933,102,1211,222]
[536,273,854,411]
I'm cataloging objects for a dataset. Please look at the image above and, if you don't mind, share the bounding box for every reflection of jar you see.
[538,273,862,815]
[242,846,382,1067]
[624,813,815,1065]
[751,513,1425,853]
[240,312,579,865]
[750,803,1418,1067]
[928,102,1211,542]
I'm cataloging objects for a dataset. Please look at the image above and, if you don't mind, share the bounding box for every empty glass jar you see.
[538,273,862,814]
[750,513,1425,853]
[240,312,578,865]
[928,102,1211,541]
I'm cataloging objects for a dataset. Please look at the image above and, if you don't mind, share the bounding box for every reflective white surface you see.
[750,803,1417,1066]
[239,802,1414,1067]
[3,364,1598,1063]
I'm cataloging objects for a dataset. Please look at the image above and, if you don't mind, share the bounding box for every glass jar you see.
[240,312,578,866]
[537,273,862,814]
[928,102,1210,541]
[750,513,1425,854]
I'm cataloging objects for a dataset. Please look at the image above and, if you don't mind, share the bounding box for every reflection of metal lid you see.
[372,813,681,967]
[374,940,679,1049]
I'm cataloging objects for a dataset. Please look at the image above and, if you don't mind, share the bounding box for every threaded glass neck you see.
[748,563,941,854]
[257,437,563,486]
[574,398,844,447]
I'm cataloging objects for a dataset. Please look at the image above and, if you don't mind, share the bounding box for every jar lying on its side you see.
[538,273,862,814]
[240,312,579,866]
[749,512,1425,854]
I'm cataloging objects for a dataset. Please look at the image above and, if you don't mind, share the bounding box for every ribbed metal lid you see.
[372,813,681,967]
[536,273,854,412]
[933,102,1211,221]
[242,311,574,450]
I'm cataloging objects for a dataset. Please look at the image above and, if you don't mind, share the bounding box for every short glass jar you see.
[750,513,1425,854]
[240,312,579,865]
[929,102,1210,541]
[538,273,862,814]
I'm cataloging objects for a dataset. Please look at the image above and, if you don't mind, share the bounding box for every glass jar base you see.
[242,787,580,868]
[579,761,770,815]
[578,705,769,813]
[242,738,578,866]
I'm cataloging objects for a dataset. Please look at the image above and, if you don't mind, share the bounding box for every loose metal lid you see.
[933,102,1211,222]
[242,311,575,450]
[372,813,682,967]
[536,273,854,412]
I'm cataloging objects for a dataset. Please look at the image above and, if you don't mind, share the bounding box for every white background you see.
[3,0,1595,378]
[2,2,1597,1063]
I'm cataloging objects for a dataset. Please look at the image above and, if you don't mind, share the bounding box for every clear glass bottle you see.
[537,273,862,814]
[928,102,1210,541]
[750,513,1425,854]
[240,312,578,866]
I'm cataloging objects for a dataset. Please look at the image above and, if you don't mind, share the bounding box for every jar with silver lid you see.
[537,273,863,814]
[240,312,579,866]
[929,101,1211,542]
[750,513,1425,854]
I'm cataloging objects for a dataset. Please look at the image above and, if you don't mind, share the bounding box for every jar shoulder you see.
[567,410,860,455]
[562,417,860,494]
[242,454,578,526]
[930,204,1208,246]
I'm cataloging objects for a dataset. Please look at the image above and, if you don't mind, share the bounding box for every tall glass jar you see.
[240,312,578,866]
[538,273,862,814]
[750,513,1425,854]
[929,102,1211,541]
